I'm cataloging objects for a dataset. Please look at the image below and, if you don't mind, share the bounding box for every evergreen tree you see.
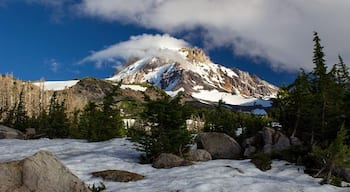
[78,87,125,141]
[204,100,237,137]
[138,93,192,160]
[311,124,350,185]
[3,88,29,132]
[45,92,69,138]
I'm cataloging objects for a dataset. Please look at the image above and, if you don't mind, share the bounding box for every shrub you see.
[251,152,272,171]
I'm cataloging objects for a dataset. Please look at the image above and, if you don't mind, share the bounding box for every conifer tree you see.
[45,92,69,138]
[138,93,192,160]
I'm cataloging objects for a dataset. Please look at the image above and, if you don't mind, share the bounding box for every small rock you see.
[92,170,144,182]
[152,153,192,169]
[186,149,212,162]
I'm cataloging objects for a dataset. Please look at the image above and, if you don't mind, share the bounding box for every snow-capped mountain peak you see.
[109,47,278,105]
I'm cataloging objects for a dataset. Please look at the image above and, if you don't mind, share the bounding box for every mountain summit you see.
[109,47,278,104]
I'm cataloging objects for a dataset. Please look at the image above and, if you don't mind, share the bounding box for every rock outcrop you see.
[0,125,25,139]
[196,132,242,159]
[0,150,90,192]
[242,127,294,157]
[92,170,144,182]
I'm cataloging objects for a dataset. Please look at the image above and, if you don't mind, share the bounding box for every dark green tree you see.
[138,93,192,160]
[78,87,125,141]
[45,92,70,138]
[3,88,29,132]
[204,100,237,137]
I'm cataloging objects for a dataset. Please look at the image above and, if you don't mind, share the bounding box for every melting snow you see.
[120,84,147,92]
[32,80,79,91]
[0,138,346,192]
[192,89,272,107]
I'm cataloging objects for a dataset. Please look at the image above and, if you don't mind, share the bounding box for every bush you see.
[251,152,272,171]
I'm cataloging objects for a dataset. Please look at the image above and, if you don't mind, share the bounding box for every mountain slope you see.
[109,48,278,106]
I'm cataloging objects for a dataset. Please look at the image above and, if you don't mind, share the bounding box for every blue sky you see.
[1,1,349,86]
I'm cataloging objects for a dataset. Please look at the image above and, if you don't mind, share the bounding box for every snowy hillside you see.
[0,138,346,192]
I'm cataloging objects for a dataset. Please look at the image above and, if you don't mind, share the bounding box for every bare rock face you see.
[185,149,212,162]
[92,170,144,182]
[180,48,211,63]
[197,132,242,159]
[0,125,25,139]
[152,153,192,169]
[0,151,90,192]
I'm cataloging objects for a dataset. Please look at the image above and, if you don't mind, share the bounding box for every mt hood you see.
[109,48,278,106]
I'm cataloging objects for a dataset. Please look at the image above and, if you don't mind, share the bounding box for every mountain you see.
[109,48,278,107]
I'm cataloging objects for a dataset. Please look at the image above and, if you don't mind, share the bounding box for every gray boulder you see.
[197,132,242,159]
[186,149,212,162]
[152,153,192,169]
[0,150,90,192]
[0,125,25,139]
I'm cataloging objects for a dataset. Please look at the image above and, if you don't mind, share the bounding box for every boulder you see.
[152,153,192,169]
[0,125,25,139]
[0,150,90,192]
[186,149,212,162]
[197,132,242,159]
[92,170,144,182]
[242,127,293,156]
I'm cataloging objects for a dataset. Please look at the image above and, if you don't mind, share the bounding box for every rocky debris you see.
[197,132,242,159]
[0,125,25,139]
[92,170,144,182]
[185,149,212,162]
[152,153,193,169]
[0,150,90,192]
[242,127,294,156]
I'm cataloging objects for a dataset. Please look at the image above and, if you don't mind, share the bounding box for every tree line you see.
[270,32,350,185]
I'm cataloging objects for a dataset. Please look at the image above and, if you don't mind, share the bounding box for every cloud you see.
[77,0,350,72]
[80,34,191,67]
[49,59,60,73]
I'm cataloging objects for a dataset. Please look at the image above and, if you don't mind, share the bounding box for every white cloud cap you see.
[81,34,191,66]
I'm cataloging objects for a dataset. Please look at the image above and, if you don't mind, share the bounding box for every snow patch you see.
[192,89,271,107]
[32,80,79,91]
[120,84,147,92]
[166,87,185,97]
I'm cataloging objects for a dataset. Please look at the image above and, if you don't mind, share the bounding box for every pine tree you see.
[45,92,69,138]
[138,93,192,160]
[311,124,350,185]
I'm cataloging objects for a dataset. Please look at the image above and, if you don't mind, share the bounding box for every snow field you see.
[0,138,347,192]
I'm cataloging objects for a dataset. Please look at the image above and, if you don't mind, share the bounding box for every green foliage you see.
[137,93,193,160]
[204,100,271,140]
[310,124,350,184]
[251,152,272,171]
[271,32,350,144]
[45,92,70,138]
[88,182,106,192]
[77,87,125,142]
[3,89,29,132]
[204,100,237,137]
